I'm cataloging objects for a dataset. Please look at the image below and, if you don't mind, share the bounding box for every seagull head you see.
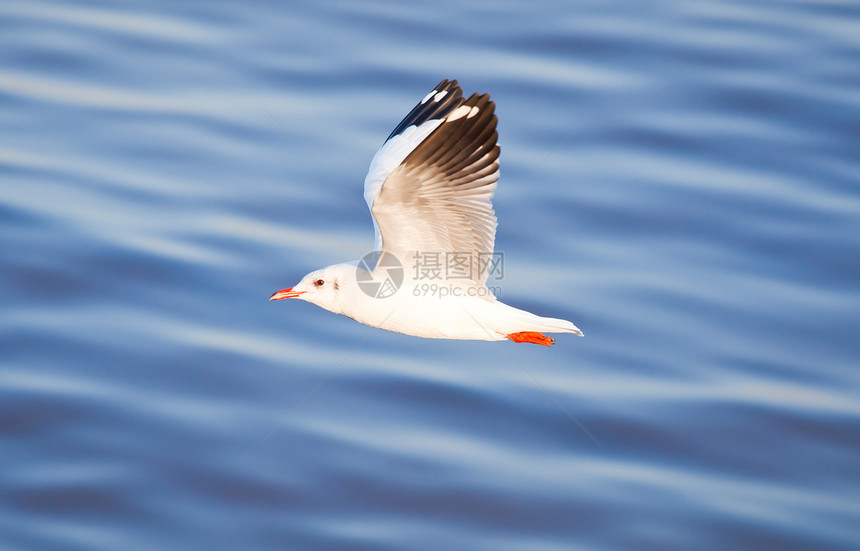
[269,263,354,313]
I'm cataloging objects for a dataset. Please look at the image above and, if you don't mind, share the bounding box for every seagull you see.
[270,79,582,346]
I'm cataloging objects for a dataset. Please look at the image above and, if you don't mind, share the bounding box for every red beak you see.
[269,287,305,301]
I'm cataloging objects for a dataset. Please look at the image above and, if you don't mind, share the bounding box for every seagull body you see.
[271,80,582,346]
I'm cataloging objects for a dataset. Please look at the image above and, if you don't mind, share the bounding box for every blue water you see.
[2,1,859,549]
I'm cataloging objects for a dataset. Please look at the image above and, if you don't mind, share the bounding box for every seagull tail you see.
[526,315,584,337]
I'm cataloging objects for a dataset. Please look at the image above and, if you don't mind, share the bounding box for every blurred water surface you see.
[2,1,859,550]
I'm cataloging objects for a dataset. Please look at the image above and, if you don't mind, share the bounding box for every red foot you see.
[506,331,555,346]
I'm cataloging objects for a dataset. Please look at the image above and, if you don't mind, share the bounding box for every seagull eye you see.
[313,279,325,287]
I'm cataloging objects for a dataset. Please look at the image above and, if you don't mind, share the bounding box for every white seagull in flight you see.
[270,79,582,346]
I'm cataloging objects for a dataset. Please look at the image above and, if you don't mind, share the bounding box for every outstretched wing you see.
[363,79,500,288]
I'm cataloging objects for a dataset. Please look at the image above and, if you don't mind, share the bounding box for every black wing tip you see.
[400,85,500,179]
[430,79,460,95]
[384,79,465,143]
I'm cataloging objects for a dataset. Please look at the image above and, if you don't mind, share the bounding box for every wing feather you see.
[366,83,501,288]
[363,79,464,250]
